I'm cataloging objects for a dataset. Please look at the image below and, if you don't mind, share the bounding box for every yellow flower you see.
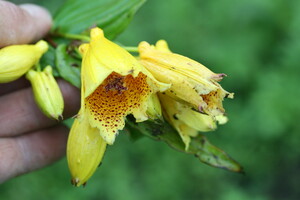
[159,94,217,150]
[26,66,64,120]
[67,110,107,187]
[78,27,169,145]
[138,40,233,120]
[67,27,169,185]
[0,40,48,83]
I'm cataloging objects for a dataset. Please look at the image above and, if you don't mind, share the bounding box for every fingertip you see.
[20,4,52,41]
[0,2,52,47]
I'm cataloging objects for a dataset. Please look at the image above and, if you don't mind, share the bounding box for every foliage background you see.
[2,0,300,199]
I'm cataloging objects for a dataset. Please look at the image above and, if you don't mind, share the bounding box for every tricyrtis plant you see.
[0,0,243,187]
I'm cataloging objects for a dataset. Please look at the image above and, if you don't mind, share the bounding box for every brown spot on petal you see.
[86,72,151,135]
[201,90,225,114]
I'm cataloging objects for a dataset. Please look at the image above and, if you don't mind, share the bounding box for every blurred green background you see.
[3,0,300,199]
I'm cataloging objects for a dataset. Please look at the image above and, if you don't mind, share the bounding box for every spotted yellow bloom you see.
[0,40,48,83]
[138,40,233,120]
[67,27,169,185]
[78,27,169,144]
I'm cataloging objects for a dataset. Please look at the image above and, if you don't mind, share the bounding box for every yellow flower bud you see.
[26,66,64,120]
[0,40,48,83]
[67,112,107,187]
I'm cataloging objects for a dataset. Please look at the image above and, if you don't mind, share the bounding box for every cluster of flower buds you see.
[0,41,64,120]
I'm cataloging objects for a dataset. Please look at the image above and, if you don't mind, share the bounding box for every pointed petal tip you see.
[156,40,168,46]
[198,105,204,113]
[90,27,104,40]
[58,114,64,121]
[25,69,37,80]
[198,105,207,114]
[155,40,171,52]
[211,73,227,81]
[71,178,87,187]
[138,41,151,53]
[215,115,228,124]
[100,133,116,145]
[50,113,63,121]
[71,178,80,187]
[35,40,48,53]
[225,92,234,99]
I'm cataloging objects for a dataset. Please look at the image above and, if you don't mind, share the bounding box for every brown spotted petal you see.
[79,27,169,145]
[85,72,158,144]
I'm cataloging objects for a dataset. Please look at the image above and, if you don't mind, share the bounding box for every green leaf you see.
[39,46,59,76]
[55,44,81,88]
[126,119,243,173]
[189,135,243,173]
[53,0,146,39]
[63,117,75,128]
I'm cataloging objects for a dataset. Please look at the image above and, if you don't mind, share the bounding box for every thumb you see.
[0,1,52,47]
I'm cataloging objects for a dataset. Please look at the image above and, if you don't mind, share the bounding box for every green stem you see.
[54,32,139,53]
[74,48,83,59]
[123,46,139,53]
[35,63,41,72]
[56,33,90,42]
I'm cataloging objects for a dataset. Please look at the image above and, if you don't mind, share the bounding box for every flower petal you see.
[140,59,216,109]
[85,72,153,144]
[159,94,217,150]
[139,41,217,81]
[67,112,107,187]
[138,40,233,118]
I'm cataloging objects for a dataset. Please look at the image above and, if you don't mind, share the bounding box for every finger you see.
[0,125,68,183]
[0,1,52,47]
[0,80,80,137]
[0,77,30,96]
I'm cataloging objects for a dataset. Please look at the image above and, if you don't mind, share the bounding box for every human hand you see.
[0,1,80,183]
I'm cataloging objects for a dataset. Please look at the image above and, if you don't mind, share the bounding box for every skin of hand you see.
[0,1,80,183]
